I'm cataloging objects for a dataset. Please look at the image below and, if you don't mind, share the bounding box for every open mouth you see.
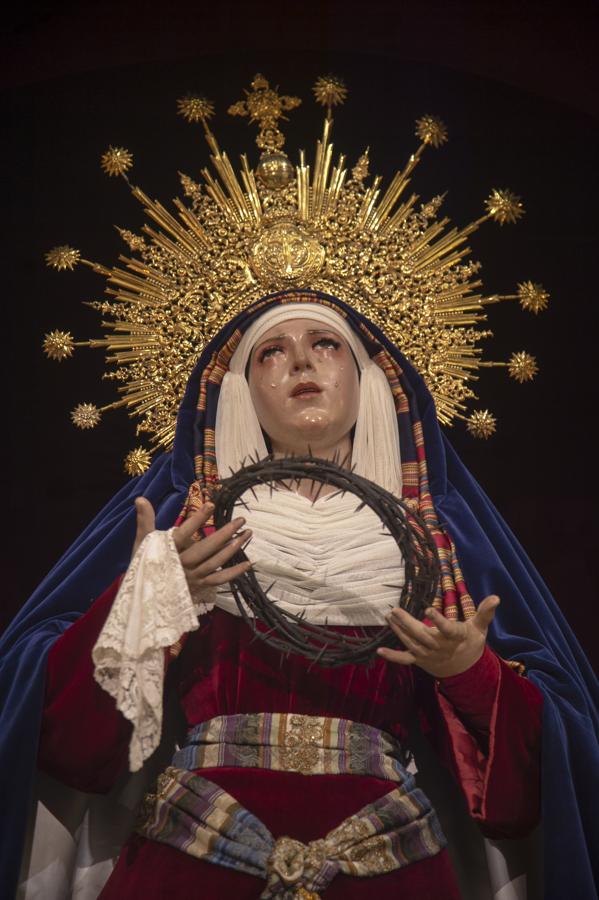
[291,382,322,397]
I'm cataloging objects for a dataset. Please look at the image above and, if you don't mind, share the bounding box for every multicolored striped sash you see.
[136,714,446,898]
[137,765,445,898]
[172,712,413,778]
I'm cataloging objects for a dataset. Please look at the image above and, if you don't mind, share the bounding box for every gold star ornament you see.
[467,410,497,439]
[415,115,448,148]
[45,246,81,271]
[485,189,525,225]
[313,75,348,112]
[43,330,75,361]
[518,281,549,314]
[177,96,215,124]
[100,146,133,177]
[125,447,152,476]
[71,403,101,429]
[508,351,538,383]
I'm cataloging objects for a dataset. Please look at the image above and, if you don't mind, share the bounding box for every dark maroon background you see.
[3,0,598,669]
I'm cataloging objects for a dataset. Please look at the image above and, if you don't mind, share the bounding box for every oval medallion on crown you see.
[251,222,326,284]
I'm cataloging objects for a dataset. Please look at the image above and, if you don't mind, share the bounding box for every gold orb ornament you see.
[256,151,294,188]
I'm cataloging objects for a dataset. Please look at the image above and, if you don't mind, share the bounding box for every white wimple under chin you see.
[352,361,403,498]
[215,370,269,476]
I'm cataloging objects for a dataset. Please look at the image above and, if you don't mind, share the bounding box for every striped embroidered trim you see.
[172,713,412,779]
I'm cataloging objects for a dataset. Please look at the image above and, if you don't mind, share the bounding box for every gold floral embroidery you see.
[266,814,397,896]
[279,714,325,774]
[295,889,321,900]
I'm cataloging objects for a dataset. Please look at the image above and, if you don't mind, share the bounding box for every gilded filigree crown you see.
[43,73,548,475]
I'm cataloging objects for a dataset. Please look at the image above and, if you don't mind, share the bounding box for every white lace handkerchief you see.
[92,529,212,772]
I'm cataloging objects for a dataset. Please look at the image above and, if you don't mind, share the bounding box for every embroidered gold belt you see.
[171,712,413,778]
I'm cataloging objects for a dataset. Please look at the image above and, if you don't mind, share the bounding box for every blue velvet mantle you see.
[1,292,598,900]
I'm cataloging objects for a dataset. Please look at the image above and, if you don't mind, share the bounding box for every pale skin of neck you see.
[269,432,353,500]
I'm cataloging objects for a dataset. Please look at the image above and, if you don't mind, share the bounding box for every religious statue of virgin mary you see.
[1,75,597,900]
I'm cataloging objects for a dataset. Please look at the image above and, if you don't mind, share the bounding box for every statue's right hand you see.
[132,496,156,559]
[131,497,252,592]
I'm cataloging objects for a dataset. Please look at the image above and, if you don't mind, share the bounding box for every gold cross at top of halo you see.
[228,74,301,153]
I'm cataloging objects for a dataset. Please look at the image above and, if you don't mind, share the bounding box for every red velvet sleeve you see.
[38,574,132,794]
[416,644,543,839]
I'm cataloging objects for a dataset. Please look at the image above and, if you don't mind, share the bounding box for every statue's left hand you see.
[376,595,500,678]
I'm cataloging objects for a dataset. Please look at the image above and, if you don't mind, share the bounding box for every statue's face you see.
[248,317,360,455]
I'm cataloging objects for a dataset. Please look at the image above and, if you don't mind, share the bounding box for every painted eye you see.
[259,344,283,362]
[313,338,341,350]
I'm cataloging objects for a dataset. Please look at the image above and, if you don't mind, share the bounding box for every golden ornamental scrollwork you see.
[278,714,325,774]
[251,223,326,284]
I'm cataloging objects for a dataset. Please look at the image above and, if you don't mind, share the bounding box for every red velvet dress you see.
[38,577,543,900]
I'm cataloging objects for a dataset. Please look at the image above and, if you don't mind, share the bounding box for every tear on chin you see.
[284,414,344,452]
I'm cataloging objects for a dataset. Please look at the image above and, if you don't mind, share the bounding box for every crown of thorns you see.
[209,455,440,667]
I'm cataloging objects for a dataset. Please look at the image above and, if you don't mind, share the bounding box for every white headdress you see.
[214,302,403,497]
